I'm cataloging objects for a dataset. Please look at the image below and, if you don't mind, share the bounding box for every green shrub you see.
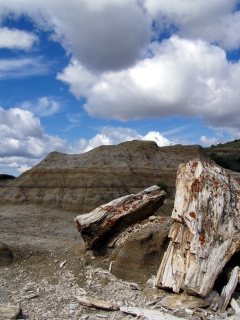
[156,181,169,191]
[209,153,230,169]
[0,174,15,181]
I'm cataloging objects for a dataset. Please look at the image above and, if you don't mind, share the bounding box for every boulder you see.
[110,216,171,282]
[75,185,166,249]
[155,160,240,297]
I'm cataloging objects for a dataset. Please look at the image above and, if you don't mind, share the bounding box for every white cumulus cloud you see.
[0,107,71,173]
[0,0,151,72]
[144,0,240,50]
[0,27,38,50]
[200,136,222,147]
[57,36,240,135]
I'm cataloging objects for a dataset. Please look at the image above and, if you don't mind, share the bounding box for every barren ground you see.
[0,205,162,319]
[0,205,236,320]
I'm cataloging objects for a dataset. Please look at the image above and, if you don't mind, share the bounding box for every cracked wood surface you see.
[155,160,240,297]
[76,185,166,249]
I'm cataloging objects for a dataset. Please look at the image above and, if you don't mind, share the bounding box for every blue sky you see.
[0,0,240,176]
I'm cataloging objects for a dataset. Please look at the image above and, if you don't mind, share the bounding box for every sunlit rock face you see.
[0,141,211,214]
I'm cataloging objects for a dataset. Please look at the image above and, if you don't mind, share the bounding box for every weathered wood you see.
[120,306,186,320]
[0,304,22,319]
[76,186,166,249]
[160,293,209,310]
[155,160,240,297]
[218,266,239,313]
[224,315,240,320]
[74,295,119,310]
[231,298,240,314]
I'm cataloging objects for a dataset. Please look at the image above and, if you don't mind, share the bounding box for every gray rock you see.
[110,218,171,282]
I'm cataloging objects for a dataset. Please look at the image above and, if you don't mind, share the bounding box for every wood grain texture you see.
[155,160,240,297]
[76,185,166,249]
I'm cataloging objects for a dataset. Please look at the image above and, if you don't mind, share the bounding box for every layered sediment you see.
[0,141,211,214]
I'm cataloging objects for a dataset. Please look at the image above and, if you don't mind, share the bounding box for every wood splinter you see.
[218,266,239,313]
[74,295,119,310]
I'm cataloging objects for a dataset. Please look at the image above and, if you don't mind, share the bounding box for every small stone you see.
[60,260,66,268]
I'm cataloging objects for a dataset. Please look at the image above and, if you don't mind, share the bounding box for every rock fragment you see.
[0,304,22,319]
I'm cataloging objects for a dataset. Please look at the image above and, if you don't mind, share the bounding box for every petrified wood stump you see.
[75,185,166,249]
[155,160,240,297]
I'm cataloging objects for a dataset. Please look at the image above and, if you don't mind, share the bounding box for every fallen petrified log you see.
[155,160,240,297]
[76,185,166,249]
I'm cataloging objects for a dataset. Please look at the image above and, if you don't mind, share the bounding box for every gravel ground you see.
[0,205,238,319]
[0,205,161,319]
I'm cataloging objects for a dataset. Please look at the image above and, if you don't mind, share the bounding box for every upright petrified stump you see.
[75,185,166,249]
[155,160,240,297]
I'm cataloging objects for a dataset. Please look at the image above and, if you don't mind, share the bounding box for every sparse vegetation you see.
[156,181,169,191]
[207,139,240,149]
[204,139,240,172]
[0,174,15,181]
[209,153,230,169]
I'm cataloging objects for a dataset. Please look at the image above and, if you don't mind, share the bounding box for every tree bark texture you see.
[155,160,240,297]
[76,185,166,249]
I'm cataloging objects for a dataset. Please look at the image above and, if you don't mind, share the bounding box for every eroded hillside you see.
[0,140,211,215]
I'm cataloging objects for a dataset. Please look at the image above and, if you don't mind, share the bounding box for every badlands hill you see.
[205,139,240,173]
[0,140,214,216]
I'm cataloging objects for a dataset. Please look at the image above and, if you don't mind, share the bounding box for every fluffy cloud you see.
[200,135,222,147]
[0,0,151,72]
[0,27,38,50]
[0,107,44,140]
[58,36,240,134]
[0,107,71,173]
[1,0,240,66]
[74,126,171,153]
[0,156,38,174]
[144,0,240,50]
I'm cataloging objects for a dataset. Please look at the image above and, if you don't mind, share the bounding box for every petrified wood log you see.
[155,160,240,297]
[75,185,166,249]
